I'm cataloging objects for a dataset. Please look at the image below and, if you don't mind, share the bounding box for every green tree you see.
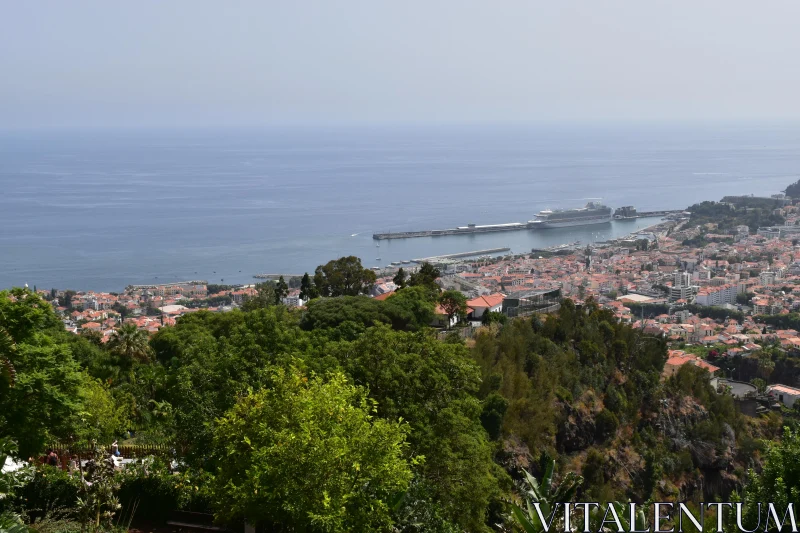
[741,427,800,530]
[108,323,152,362]
[209,367,413,532]
[111,301,130,320]
[75,377,130,442]
[241,282,277,311]
[408,262,440,292]
[63,290,76,309]
[0,327,17,387]
[313,256,376,297]
[481,310,507,326]
[786,179,800,198]
[393,268,407,290]
[275,276,289,303]
[299,272,317,301]
[383,286,436,330]
[321,326,502,531]
[438,290,467,328]
[0,289,86,457]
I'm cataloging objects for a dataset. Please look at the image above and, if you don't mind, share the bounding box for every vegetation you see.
[437,289,467,328]
[210,367,413,531]
[0,253,796,531]
[313,256,376,297]
[687,200,784,233]
[785,179,800,198]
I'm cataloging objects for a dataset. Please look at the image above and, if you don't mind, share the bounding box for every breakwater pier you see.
[411,248,511,263]
[372,210,684,240]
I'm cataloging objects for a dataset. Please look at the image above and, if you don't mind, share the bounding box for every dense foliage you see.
[210,368,413,531]
[0,276,794,531]
[687,200,784,233]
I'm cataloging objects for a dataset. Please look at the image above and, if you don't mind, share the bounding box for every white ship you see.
[528,202,613,229]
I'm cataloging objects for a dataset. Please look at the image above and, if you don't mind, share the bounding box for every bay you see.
[2,122,799,291]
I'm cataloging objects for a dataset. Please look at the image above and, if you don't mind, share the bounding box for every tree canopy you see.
[313,256,376,297]
[210,367,413,531]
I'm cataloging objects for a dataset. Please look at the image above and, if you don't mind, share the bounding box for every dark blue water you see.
[3,122,800,291]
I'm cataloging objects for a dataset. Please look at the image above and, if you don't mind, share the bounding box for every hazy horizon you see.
[3,1,800,129]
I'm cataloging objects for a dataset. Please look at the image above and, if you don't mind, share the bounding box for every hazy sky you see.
[3,1,800,128]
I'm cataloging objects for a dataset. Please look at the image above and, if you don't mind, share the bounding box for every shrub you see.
[594,409,619,442]
[116,458,213,522]
[8,466,79,522]
[116,459,178,522]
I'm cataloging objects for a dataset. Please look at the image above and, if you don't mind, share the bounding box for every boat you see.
[528,202,613,229]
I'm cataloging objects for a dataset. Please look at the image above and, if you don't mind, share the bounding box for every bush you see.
[676,449,694,473]
[594,409,619,442]
[116,459,178,522]
[8,466,79,522]
[28,517,83,533]
[116,458,212,522]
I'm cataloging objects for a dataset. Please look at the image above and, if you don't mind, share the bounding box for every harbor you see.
[372,208,685,240]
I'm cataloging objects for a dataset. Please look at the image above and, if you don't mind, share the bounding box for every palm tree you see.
[109,323,151,362]
[0,327,16,387]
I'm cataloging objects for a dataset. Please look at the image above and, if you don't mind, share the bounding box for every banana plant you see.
[511,455,584,533]
[0,512,31,533]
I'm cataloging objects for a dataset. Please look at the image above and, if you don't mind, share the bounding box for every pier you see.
[373,222,528,240]
[253,273,303,280]
[411,247,511,263]
[372,211,685,240]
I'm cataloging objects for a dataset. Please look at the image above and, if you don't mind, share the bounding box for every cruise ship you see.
[528,202,613,229]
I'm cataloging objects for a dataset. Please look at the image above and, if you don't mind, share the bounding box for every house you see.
[465,293,504,319]
[281,295,306,307]
[663,350,721,379]
[767,384,800,408]
[230,287,258,304]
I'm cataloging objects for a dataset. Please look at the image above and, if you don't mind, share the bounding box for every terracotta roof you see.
[466,293,504,309]
[374,291,395,301]
[769,384,800,395]
[665,350,720,374]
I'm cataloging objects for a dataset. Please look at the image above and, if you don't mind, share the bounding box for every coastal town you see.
[30,188,800,408]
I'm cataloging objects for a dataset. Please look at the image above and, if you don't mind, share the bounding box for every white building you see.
[767,384,800,408]
[759,271,777,286]
[281,295,306,308]
[670,271,696,301]
[695,282,746,306]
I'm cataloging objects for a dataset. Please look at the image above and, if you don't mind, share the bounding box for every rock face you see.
[656,395,709,440]
[655,396,739,499]
[557,402,596,453]
[498,435,533,479]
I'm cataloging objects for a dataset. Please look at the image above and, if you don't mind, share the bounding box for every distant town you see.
[20,185,800,406]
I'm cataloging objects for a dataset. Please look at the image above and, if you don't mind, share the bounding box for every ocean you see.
[2,122,800,292]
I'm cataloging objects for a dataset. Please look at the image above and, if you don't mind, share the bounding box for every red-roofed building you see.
[374,291,395,301]
[663,350,720,379]
[465,293,504,319]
